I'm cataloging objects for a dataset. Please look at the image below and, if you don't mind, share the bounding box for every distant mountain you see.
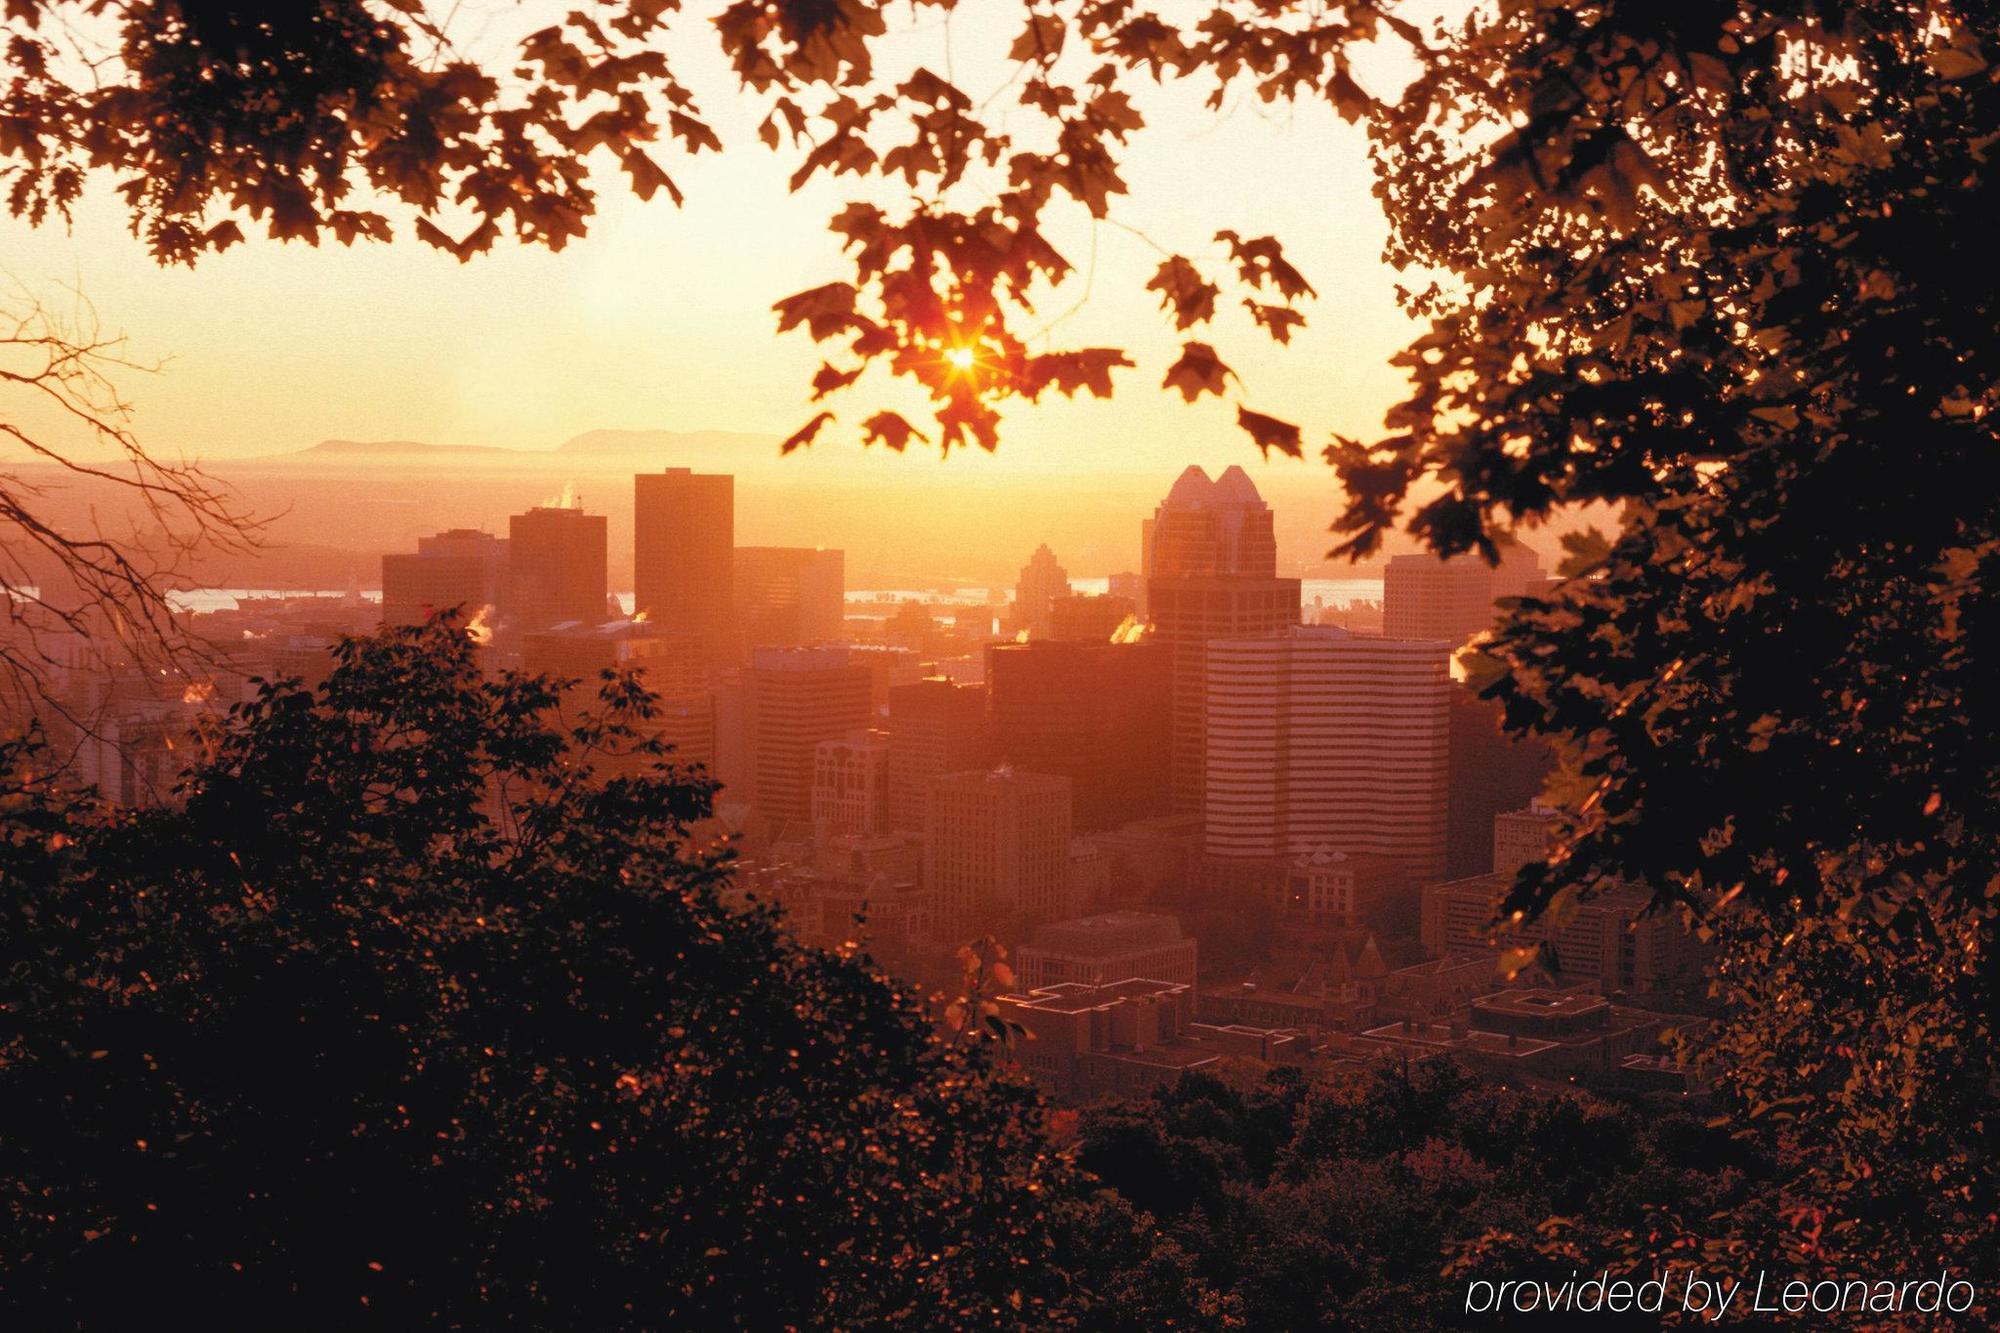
[234,429,785,467]
[296,438,524,458]
[558,428,777,456]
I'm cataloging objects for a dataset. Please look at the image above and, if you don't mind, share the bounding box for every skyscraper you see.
[509,503,607,635]
[1010,543,1071,639]
[1149,466,1280,577]
[1048,592,1137,642]
[1144,466,1301,811]
[1107,571,1145,619]
[380,528,508,627]
[884,679,991,831]
[1383,539,1546,647]
[811,730,890,836]
[745,646,874,827]
[924,767,1073,938]
[986,639,1170,830]
[734,546,844,650]
[1447,681,1556,877]
[634,468,735,666]
[1204,625,1452,886]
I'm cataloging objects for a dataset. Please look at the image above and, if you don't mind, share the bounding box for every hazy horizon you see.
[9,438,1457,591]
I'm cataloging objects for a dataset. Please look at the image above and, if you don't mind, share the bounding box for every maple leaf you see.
[1929,43,1988,81]
[669,112,722,154]
[773,283,860,340]
[1236,406,1302,458]
[1008,14,1067,63]
[759,98,807,148]
[1244,300,1305,343]
[1557,527,1613,578]
[780,412,835,455]
[1147,257,1218,330]
[860,411,927,451]
[899,68,971,109]
[412,216,497,262]
[620,148,683,205]
[326,212,392,246]
[1025,349,1132,400]
[937,399,1001,454]
[811,362,862,400]
[1216,230,1316,300]
[1086,89,1145,137]
[1162,342,1232,401]
[789,129,880,191]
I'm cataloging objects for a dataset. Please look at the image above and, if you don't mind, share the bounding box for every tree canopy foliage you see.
[1073,1060,1808,1331]
[0,619,1198,1326]
[1349,0,2000,1269]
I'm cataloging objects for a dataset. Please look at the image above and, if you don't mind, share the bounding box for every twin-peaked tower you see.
[1144,465,1301,811]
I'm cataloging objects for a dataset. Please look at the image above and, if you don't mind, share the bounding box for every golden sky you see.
[0,2,1422,486]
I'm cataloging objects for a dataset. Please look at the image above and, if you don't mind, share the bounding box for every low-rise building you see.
[1283,847,1409,930]
[1086,814,1201,906]
[1379,955,1503,1021]
[1199,935,1388,1033]
[1353,988,1695,1080]
[1610,1052,1712,1095]
[1492,803,1558,876]
[1353,1017,1560,1072]
[1420,872,1708,1000]
[997,979,1300,1100]
[1016,911,1198,991]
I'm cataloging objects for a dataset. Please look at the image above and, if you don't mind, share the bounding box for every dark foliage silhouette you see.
[1331,2,2000,1277]
[0,618,1123,1326]
[1077,1061,1791,1331]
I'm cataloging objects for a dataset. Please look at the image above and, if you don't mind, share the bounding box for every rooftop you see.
[1160,463,1269,509]
[1084,1045,1217,1073]
[1026,911,1187,957]
[1473,989,1609,1020]
[1359,1021,1558,1060]
[526,618,688,642]
[1001,978,1186,1014]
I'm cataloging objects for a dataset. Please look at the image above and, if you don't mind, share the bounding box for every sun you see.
[945,345,975,371]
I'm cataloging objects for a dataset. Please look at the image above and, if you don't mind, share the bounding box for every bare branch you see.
[1,279,262,755]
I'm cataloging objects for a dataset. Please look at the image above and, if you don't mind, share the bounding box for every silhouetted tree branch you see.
[1,280,259,729]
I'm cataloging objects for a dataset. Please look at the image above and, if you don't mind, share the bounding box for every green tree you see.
[0,618,1100,1325]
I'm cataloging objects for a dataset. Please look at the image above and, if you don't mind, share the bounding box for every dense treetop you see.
[0,619,1175,1326]
[1074,1060,1796,1331]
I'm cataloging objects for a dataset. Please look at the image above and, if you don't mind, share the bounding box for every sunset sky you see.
[1,2,1422,485]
